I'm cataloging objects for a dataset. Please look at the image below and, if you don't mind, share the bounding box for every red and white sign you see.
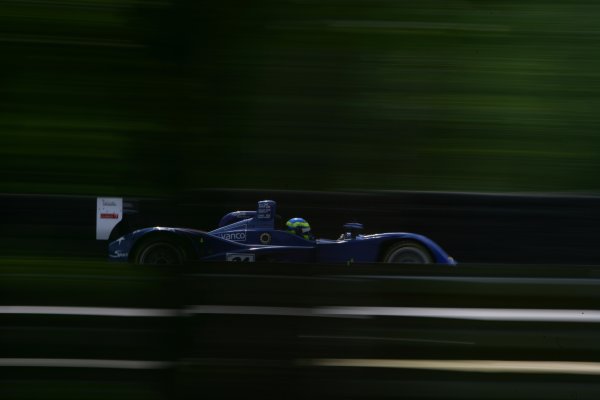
[100,213,119,219]
[96,197,123,240]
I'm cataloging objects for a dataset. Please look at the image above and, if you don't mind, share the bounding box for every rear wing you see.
[96,197,123,240]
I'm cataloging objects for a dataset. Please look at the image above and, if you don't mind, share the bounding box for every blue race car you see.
[107,200,456,265]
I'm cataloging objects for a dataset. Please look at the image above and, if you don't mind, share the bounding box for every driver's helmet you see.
[286,217,312,240]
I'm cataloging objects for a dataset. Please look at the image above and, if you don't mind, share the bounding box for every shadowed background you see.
[6,3,600,399]
[2,0,600,196]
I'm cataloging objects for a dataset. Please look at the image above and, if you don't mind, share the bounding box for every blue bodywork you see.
[108,200,456,265]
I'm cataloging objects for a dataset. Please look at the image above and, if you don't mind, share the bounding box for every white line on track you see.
[4,305,600,323]
[186,305,600,322]
[0,358,173,369]
[0,306,179,317]
[298,359,600,375]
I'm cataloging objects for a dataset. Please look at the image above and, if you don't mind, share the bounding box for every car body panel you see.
[108,200,456,265]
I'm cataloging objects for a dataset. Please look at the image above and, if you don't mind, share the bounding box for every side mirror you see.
[342,222,364,239]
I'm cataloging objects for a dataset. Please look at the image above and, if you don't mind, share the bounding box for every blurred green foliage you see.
[2,0,600,195]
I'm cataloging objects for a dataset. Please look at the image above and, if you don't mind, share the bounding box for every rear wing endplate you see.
[96,197,123,240]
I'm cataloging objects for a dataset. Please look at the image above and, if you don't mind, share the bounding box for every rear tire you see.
[383,241,433,264]
[134,237,186,265]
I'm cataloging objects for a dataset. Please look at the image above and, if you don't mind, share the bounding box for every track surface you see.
[4,260,600,399]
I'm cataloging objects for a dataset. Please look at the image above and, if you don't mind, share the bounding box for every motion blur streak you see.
[186,305,600,322]
[0,306,179,317]
[0,358,173,369]
[298,335,476,346]
[302,359,600,375]
[5,1,600,195]
[11,304,600,322]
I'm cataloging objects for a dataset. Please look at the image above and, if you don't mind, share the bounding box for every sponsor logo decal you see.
[257,202,272,220]
[100,213,119,219]
[109,250,129,259]
[260,232,271,244]
[217,224,247,242]
[218,232,247,241]
[226,253,255,262]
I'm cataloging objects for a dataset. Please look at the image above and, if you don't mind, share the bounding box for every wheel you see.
[134,237,186,265]
[383,241,433,264]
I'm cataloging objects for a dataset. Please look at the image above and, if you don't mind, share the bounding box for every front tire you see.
[383,241,433,264]
[134,238,186,265]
